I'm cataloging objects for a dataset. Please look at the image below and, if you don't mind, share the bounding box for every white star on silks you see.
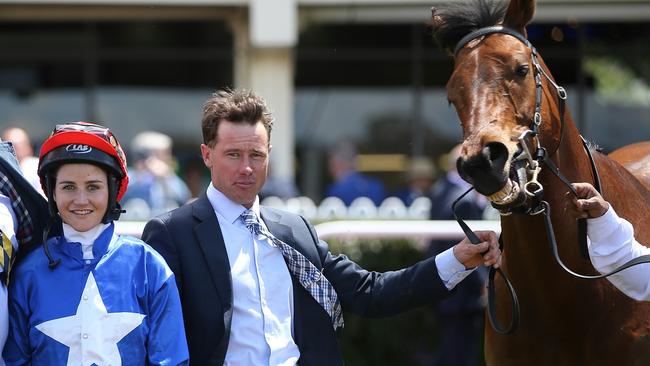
[35,272,146,366]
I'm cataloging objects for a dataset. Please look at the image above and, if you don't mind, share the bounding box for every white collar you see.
[206,184,261,225]
[62,222,111,249]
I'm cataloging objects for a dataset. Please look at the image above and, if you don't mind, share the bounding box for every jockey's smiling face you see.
[54,163,109,232]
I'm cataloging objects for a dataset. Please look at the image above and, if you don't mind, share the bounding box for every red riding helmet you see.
[38,122,129,223]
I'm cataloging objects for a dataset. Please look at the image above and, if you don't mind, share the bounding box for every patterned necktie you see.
[240,209,344,331]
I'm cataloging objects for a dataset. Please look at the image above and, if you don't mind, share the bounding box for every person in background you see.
[428,144,487,366]
[182,158,210,200]
[0,136,49,366]
[122,130,191,217]
[324,140,386,206]
[1,126,43,195]
[259,160,300,201]
[394,156,437,206]
[3,122,188,365]
[568,182,650,301]
[142,89,502,366]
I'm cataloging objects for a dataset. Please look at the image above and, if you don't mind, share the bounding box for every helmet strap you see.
[102,175,124,223]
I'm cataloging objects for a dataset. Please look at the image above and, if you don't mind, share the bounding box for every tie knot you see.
[240,210,261,234]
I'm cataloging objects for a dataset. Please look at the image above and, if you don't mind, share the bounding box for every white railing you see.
[260,196,436,221]
[116,195,502,240]
[121,195,442,222]
[314,220,500,240]
[115,219,501,240]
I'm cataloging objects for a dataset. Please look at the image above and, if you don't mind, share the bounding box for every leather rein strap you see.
[453,189,519,335]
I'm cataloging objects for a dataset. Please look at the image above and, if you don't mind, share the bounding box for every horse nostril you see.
[456,141,511,196]
[483,142,508,166]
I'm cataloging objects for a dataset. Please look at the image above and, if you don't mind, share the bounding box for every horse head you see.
[432,0,565,213]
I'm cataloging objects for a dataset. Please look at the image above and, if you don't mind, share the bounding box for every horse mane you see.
[430,0,508,54]
[584,139,604,153]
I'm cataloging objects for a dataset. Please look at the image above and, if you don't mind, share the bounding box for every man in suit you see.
[142,89,501,366]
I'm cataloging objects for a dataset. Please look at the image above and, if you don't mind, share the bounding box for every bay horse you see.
[431,0,650,364]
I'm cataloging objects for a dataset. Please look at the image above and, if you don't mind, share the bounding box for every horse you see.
[610,141,650,188]
[431,0,650,364]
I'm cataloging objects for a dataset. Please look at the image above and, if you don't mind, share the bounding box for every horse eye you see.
[515,64,529,77]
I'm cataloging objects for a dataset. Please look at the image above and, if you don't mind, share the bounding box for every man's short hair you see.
[201,89,274,147]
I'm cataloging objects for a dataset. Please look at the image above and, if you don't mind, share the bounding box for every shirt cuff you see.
[435,247,476,290]
[587,206,619,239]
[587,205,636,259]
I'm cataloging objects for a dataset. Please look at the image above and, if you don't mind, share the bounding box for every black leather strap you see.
[487,264,520,335]
[541,201,650,279]
[453,189,520,334]
[454,26,532,56]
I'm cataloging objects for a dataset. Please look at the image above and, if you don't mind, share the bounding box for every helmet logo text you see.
[66,144,92,154]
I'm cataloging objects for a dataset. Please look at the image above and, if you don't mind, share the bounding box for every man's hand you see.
[567,183,609,219]
[453,230,501,269]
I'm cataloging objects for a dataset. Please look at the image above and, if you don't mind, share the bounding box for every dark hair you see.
[201,89,274,147]
[430,0,507,53]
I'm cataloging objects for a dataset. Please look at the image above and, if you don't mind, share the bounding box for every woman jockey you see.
[3,122,189,365]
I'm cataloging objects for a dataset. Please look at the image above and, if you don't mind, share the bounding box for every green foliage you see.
[329,239,441,366]
[583,56,650,106]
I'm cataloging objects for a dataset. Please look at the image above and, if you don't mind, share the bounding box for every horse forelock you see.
[431,0,508,54]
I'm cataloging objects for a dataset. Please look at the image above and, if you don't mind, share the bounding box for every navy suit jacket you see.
[142,194,452,365]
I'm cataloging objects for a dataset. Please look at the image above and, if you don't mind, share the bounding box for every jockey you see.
[2,122,189,365]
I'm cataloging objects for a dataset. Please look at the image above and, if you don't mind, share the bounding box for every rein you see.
[452,25,650,335]
[453,189,519,334]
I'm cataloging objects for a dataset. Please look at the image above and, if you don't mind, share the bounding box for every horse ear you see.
[429,7,454,55]
[503,0,536,36]
[430,7,444,31]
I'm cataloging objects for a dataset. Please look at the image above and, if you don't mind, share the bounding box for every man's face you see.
[201,120,270,208]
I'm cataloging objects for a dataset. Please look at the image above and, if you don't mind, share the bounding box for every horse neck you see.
[501,87,596,285]
[534,56,593,200]
[541,85,594,198]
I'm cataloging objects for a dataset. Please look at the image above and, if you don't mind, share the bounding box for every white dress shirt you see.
[588,207,650,301]
[0,193,18,366]
[207,185,299,366]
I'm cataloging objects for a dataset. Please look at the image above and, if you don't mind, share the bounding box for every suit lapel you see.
[260,207,285,238]
[260,207,301,253]
[192,195,233,311]
[261,207,321,269]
